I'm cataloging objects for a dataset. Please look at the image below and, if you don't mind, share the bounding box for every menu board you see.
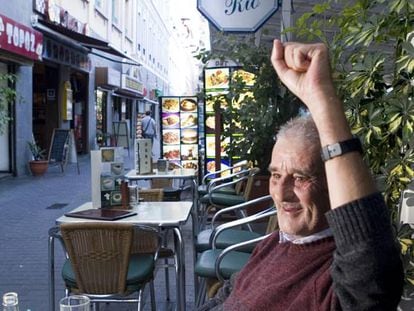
[160,96,199,171]
[204,67,255,175]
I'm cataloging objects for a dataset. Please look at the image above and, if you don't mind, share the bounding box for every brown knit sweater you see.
[199,193,404,311]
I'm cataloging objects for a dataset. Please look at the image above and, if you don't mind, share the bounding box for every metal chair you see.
[60,222,160,310]
[194,199,277,307]
[198,167,261,230]
[197,160,248,197]
[138,188,164,202]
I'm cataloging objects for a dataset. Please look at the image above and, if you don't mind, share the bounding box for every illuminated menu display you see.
[160,96,199,171]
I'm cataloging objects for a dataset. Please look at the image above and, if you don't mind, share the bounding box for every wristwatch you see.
[321,136,363,162]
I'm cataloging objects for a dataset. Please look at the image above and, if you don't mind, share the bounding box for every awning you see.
[33,19,140,64]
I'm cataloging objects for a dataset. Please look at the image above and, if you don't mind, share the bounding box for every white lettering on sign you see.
[5,22,36,52]
[0,14,43,60]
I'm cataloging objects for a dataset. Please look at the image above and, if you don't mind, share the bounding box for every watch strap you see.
[321,137,362,162]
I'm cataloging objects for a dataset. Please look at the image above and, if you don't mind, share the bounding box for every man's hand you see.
[270,40,337,112]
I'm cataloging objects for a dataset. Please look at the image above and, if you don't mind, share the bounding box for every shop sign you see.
[37,0,88,35]
[206,58,238,68]
[0,13,43,61]
[121,74,144,95]
[43,37,91,72]
[197,0,279,32]
[154,89,163,98]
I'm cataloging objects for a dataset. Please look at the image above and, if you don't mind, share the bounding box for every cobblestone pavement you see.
[0,152,196,311]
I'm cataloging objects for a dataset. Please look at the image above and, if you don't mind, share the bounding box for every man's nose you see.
[273,178,295,201]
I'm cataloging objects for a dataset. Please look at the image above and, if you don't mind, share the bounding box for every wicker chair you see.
[150,178,183,201]
[138,188,164,202]
[60,222,160,310]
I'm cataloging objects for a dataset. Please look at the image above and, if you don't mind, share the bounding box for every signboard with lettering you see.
[0,13,43,60]
[121,74,144,95]
[197,0,279,33]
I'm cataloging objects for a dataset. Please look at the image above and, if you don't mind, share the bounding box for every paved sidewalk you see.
[0,152,196,311]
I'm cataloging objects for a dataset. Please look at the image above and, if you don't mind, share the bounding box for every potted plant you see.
[27,140,48,176]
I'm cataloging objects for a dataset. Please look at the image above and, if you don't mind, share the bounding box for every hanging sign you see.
[197,0,279,33]
[0,13,43,60]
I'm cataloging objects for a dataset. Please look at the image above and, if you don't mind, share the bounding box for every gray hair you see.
[276,114,320,147]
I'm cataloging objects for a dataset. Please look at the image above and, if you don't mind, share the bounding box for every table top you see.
[56,201,193,226]
[125,168,197,180]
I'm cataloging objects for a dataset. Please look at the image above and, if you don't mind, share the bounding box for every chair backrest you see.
[138,188,164,201]
[60,222,133,295]
[242,167,261,200]
[150,178,173,189]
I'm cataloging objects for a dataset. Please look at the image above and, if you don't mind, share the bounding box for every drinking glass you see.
[59,295,90,311]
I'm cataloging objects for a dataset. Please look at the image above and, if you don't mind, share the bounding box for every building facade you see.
[0,0,208,177]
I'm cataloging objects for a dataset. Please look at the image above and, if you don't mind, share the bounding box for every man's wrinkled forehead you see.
[271,136,323,174]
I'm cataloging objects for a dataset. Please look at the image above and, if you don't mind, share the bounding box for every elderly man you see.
[199,41,403,310]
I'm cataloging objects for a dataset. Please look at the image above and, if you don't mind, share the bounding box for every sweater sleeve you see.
[326,192,404,311]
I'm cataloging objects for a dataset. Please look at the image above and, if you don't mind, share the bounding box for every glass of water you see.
[59,295,90,311]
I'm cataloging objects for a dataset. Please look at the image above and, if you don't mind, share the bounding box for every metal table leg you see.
[48,227,59,311]
[173,227,185,311]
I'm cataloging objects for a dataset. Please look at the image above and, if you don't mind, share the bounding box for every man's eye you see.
[271,172,281,180]
[294,175,308,183]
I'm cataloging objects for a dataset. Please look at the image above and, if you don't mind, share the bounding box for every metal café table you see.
[48,200,193,311]
[125,168,199,231]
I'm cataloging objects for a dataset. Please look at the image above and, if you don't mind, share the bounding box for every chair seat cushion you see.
[198,185,237,197]
[62,253,155,291]
[196,229,262,253]
[199,193,246,206]
[195,249,251,279]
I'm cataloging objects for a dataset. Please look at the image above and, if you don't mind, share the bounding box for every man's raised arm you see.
[270,40,376,209]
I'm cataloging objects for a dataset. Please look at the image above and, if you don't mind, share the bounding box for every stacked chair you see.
[194,195,277,307]
[59,222,161,311]
[197,165,260,231]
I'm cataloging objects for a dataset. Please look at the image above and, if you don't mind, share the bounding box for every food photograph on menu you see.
[182,160,198,170]
[162,129,180,145]
[181,128,198,144]
[181,144,198,160]
[232,69,256,87]
[160,96,199,172]
[163,145,180,160]
[204,68,230,90]
[162,97,180,112]
[205,115,215,132]
[162,113,180,128]
[180,97,197,112]
[181,112,197,128]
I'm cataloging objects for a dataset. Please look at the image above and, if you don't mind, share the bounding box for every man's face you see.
[268,136,330,237]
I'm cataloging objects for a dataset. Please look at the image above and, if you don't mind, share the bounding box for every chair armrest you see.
[210,207,277,249]
[201,160,248,185]
[49,226,68,258]
[211,194,273,226]
[206,169,250,192]
[215,233,271,282]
